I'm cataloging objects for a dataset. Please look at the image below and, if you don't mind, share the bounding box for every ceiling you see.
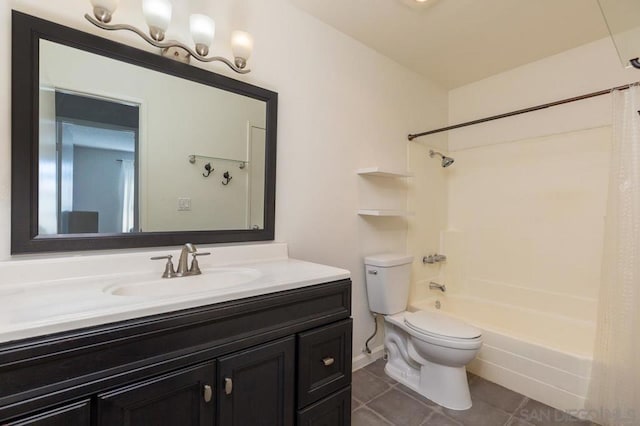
[289,0,611,88]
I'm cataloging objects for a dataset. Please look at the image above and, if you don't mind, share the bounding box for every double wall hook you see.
[203,163,214,177]
[222,171,232,185]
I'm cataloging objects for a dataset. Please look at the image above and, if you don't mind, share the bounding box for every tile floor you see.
[352,359,597,426]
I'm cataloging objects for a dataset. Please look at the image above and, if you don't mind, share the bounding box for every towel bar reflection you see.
[188,154,247,169]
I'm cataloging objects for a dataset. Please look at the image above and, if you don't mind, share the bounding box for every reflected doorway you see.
[54,92,139,234]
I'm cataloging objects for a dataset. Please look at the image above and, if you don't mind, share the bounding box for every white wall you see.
[437,38,639,322]
[407,138,450,303]
[0,0,448,359]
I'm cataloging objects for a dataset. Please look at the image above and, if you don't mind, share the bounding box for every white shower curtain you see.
[587,84,640,425]
[119,160,135,233]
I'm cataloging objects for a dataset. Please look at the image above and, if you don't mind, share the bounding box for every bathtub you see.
[409,295,594,414]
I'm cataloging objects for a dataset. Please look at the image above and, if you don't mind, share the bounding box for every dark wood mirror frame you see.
[11,11,278,254]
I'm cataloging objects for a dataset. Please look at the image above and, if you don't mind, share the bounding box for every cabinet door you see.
[6,400,90,426]
[217,336,295,426]
[97,362,215,426]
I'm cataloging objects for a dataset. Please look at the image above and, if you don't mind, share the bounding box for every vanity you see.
[0,244,353,425]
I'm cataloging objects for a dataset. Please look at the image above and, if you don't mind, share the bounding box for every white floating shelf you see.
[358,209,415,217]
[356,167,414,178]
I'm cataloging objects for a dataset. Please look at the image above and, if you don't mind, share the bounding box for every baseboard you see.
[352,344,384,371]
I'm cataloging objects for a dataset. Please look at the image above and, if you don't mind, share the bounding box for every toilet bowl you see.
[364,253,482,410]
[384,310,482,410]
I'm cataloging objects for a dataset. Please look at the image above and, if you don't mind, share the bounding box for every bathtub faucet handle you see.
[423,255,435,264]
[423,253,447,264]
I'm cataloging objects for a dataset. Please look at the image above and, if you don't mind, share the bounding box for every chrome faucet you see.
[151,243,211,278]
[176,243,197,276]
[429,281,447,292]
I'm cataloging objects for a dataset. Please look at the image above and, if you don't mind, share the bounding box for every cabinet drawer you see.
[297,319,352,408]
[297,386,351,426]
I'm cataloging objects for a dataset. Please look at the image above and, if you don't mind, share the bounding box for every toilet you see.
[364,253,482,410]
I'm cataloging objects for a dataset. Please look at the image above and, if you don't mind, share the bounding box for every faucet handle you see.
[189,252,211,275]
[423,255,436,264]
[423,254,447,264]
[151,254,177,278]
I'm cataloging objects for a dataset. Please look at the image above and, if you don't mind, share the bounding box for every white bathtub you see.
[409,295,595,414]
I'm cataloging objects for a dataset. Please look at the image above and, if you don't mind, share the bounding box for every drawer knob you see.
[203,384,213,403]
[224,377,233,395]
[322,357,335,367]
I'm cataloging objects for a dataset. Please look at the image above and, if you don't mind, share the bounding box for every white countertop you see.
[0,243,350,344]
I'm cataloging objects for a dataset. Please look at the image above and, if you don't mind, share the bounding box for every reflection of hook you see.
[203,163,213,177]
[222,171,232,185]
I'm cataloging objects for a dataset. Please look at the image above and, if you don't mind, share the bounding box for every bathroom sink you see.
[106,268,261,298]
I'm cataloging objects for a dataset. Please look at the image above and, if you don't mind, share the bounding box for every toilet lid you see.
[404,311,482,339]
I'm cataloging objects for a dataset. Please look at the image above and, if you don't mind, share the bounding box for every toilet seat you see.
[404,311,482,343]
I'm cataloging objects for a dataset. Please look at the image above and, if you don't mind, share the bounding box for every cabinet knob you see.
[203,384,213,403]
[224,377,233,395]
[322,357,335,367]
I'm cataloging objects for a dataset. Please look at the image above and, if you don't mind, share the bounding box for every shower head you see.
[441,156,455,168]
[429,150,455,168]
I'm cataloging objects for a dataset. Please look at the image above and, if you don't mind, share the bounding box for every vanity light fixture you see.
[86,0,253,74]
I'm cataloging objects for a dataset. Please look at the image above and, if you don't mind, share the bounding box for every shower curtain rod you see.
[407,83,633,141]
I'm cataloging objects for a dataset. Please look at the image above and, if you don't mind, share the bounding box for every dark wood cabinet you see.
[96,363,215,426]
[5,400,90,426]
[217,336,295,426]
[297,386,351,426]
[0,280,352,426]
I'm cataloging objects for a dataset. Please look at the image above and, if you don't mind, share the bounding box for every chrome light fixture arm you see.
[85,14,250,74]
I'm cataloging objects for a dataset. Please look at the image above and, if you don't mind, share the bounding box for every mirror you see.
[12,12,278,253]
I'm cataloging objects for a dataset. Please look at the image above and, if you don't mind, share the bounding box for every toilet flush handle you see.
[368,269,378,275]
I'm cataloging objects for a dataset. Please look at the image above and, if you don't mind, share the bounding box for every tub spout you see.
[429,282,446,292]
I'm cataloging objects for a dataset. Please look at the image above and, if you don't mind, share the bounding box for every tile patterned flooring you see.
[352,360,597,426]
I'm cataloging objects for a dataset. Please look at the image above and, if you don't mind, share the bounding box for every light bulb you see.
[90,0,119,23]
[143,0,172,41]
[231,30,253,69]
[190,14,215,56]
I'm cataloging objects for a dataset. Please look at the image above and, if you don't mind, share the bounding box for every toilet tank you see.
[364,254,414,315]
